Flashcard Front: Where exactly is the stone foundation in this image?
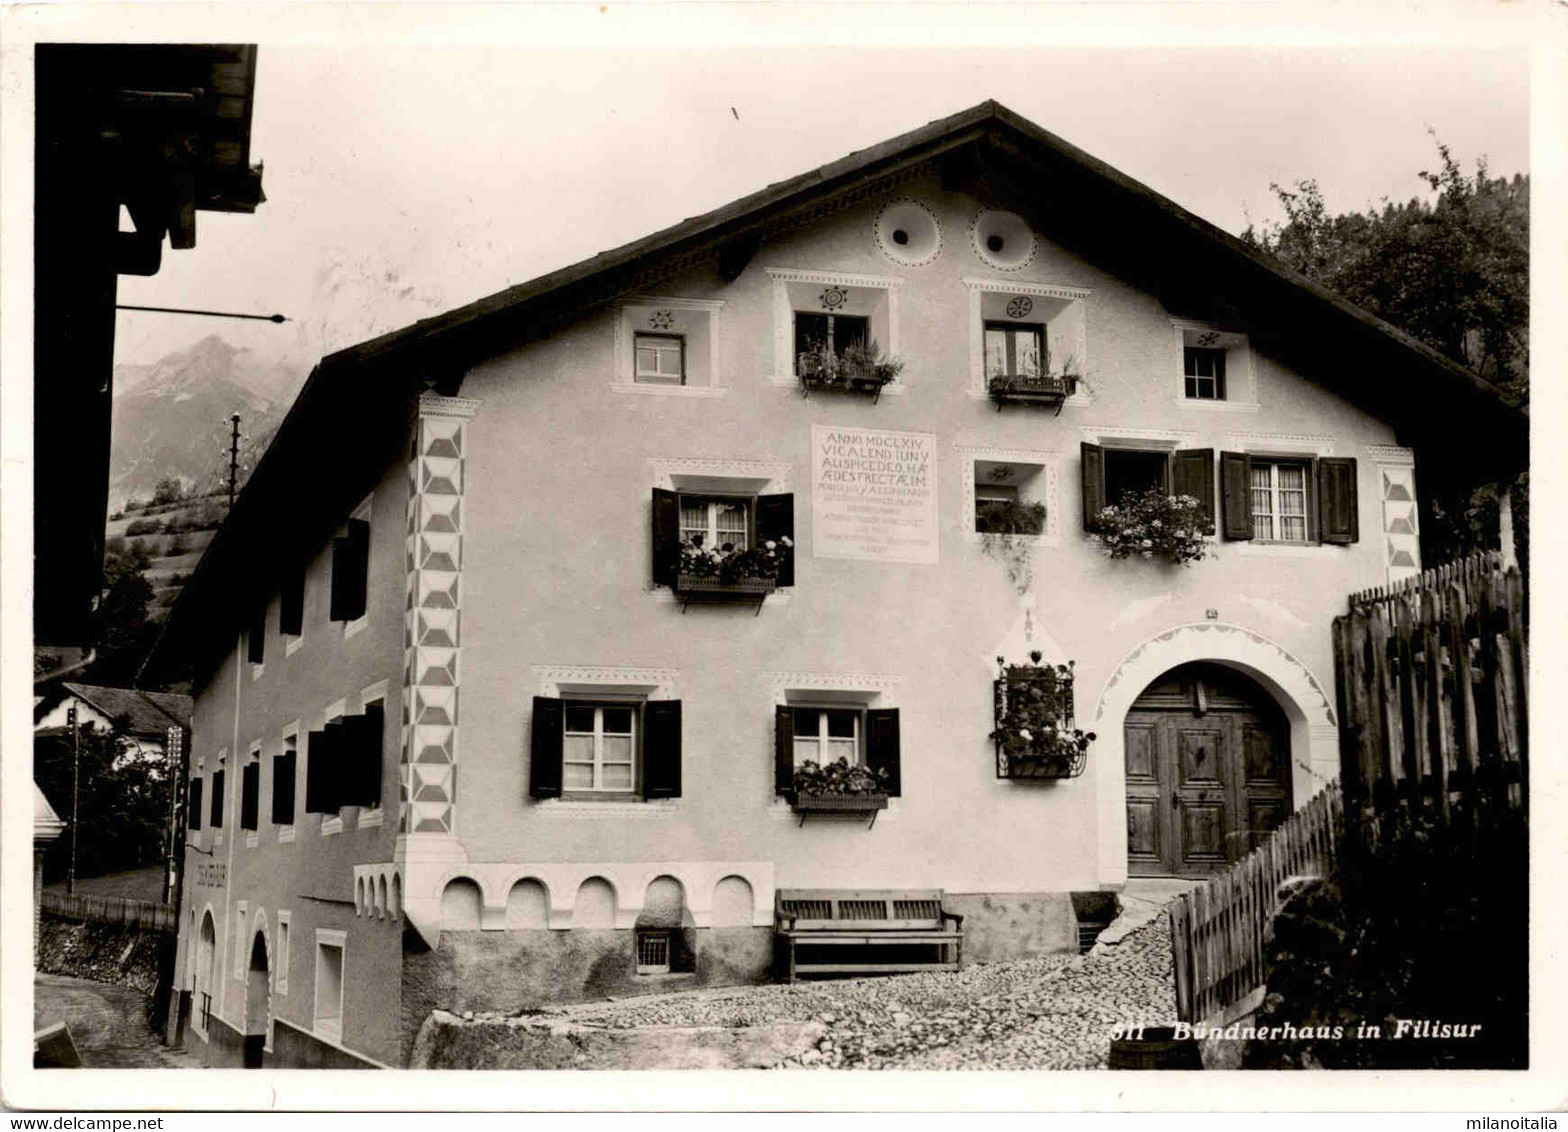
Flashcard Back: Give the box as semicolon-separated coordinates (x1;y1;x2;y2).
943;891;1078;963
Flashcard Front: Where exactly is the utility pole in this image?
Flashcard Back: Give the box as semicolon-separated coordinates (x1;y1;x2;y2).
227;413;242;508
165;725;182;904
67;704;79;897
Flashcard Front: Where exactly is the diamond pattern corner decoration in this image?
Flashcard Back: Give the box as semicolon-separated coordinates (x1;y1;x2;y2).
414;724;453;763
418;572;460;610
417;608;458;648
419;533;460;572
1388;515;1416;536
423;455;462;490
417;652;458;687
413;762;451;790
413;814;449;834
424;436;460;459
1389;548;1417;567
1385;482;1413;502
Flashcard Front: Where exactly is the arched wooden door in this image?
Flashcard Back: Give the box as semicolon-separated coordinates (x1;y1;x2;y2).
1125;663;1291;877
243;931;269;1068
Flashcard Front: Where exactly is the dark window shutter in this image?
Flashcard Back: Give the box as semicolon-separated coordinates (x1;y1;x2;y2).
529;697;564;799
642;700;682;799
329;519;369;621
359;703;385;809
1170;448;1216;535
304;730;327;812
1317;457;1359;544
774;705;795;797
279;565;305;636
323;720;348;812
865;708;901;797
755;492;795;587
210;769;224;828
1220;451;1254;540
248;604;266;664
651;488;680;588
1080;442;1105;530
271;752;295;825
189;778;203;831
240;763;259;830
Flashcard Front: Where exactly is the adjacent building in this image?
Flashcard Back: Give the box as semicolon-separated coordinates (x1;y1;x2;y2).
145;102;1526;1068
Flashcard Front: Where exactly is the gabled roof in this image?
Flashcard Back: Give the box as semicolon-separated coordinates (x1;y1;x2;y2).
144;100;1527;683
36;683;192;737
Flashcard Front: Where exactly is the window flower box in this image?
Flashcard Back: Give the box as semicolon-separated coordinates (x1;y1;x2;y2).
797;340;903;402
676;573;776;604
790;758;890;826
991;654;1095;780
672;534;791;611
988;372;1078;412
1091;487;1209;566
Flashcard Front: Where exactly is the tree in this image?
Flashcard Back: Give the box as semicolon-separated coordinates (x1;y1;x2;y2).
152;475;187;507
34;718;172;884
1242;140;1528;568
86;567;160;685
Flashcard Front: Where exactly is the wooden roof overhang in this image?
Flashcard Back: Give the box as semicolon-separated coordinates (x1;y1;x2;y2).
142;100;1527;684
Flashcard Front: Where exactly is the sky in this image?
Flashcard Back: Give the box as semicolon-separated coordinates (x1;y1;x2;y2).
102;10;1535;377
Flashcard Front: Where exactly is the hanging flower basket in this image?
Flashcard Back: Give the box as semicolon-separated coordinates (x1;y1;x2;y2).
991;654;1095;780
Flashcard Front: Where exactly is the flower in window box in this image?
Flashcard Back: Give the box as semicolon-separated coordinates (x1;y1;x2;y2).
1090;488;1209;565
673;533;791;587
790;758;890;811
798;339;904;390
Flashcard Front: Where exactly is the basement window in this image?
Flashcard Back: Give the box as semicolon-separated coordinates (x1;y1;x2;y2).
635;930;671;975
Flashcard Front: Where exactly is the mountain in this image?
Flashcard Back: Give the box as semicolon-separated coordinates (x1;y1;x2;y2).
109;336;307;509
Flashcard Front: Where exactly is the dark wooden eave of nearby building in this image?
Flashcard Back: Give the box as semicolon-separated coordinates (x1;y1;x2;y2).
142;99;1527;684
35;44;265;648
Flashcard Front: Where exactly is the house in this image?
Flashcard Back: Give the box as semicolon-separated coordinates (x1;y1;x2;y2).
33;683;192;764
143;101;1526;1069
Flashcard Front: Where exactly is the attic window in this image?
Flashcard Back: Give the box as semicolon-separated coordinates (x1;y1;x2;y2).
1172;321;1257;408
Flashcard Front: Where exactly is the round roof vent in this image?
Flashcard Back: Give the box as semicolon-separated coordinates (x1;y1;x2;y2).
970;209;1036;272
874;198;942;267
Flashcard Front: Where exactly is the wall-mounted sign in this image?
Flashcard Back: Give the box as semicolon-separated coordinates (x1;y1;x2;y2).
811;425;938;564
196;862;227;889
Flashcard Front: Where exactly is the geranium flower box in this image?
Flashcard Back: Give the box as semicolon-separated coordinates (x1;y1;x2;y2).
791;791;890;814
675;573;776;605
988;373;1078;410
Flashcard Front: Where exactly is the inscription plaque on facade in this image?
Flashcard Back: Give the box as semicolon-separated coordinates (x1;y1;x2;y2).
196;862;227;889
811;425;938;564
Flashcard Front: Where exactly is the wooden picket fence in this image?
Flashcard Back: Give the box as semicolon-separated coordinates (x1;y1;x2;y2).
40;890;177;933
1168;786;1342;1023
1335;551;1528;841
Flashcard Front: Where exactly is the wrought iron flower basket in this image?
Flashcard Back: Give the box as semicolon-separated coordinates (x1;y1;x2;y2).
992;659;1093;780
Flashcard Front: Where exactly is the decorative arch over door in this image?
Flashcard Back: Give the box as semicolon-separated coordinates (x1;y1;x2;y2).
1088;621;1339;888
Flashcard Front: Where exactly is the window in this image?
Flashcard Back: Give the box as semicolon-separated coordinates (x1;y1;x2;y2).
272;733;297;828
1184;347;1226;400
974;460;1047;536
276;912;290;994
351;698;385;816
791;707;861;767
240;748;261;834
1081;443;1216;535
530;696;682;802
314;931;345;1043
794;311;869;373
679;496;749;551
563;703;636;792
774;704;901;797
1218;451;1359;545
188;776;203;832
305;703;382;818
984;321;1045;379
965;280;1089;397
636;929;671;975
650;488;795;588
634;333;684;385
1250;460;1309;542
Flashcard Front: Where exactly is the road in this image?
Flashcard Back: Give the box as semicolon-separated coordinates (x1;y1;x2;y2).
33;973;193;1068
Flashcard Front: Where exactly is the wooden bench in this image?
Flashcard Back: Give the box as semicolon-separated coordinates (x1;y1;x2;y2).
774;888;964;983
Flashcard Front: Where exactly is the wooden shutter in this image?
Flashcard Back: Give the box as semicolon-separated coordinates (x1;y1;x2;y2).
865;708;902;797
755;492;795;587
1220;451;1254;540
323;720;348;812
529;697;564;799
279;565;304;637
642;700;683;799
271;752;295;825
1170;448;1216;535
329;519;369;621
1317;457;1359;544
210;769;224;828
360;703;385;808
188;778;203;831
774;705;795;796
240;762;259;830
304;730;328;812
1080;442;1105;530
247;605;265;664
651;488;680;588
